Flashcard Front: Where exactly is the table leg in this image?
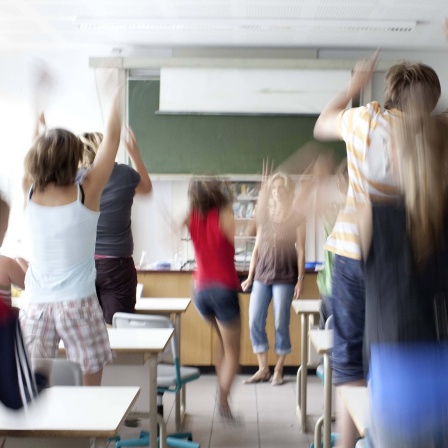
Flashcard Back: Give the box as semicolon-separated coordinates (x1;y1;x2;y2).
323;352;332;448
299;313;309;432
157;413;167;448
148;354;159;448
91;438;107;448
314;415;324;448
174;314;183;431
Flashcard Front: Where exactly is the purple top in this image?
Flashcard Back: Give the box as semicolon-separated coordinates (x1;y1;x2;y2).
77;163;140;257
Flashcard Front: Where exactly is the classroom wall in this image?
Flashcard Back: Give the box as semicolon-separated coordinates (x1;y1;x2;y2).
131;47;448;266
1;47;448;264
320;48;448;110
0;49;103;256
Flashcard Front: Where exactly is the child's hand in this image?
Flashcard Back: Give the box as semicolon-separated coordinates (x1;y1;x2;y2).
123;127;140;158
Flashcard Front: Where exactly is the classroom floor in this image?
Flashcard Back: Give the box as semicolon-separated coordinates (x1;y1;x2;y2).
117;373;326;448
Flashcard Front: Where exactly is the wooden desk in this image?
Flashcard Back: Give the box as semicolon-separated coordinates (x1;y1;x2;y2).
310;329;334;448
134;297;191;430
0;386;139;448
339;386;369;438
137;270;320;366
291;299;321;433
61;328;173;448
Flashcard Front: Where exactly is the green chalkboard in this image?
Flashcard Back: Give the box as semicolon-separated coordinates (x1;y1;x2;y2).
129;80;346;174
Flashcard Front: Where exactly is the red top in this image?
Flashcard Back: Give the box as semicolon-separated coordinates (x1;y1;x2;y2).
189;207;240;290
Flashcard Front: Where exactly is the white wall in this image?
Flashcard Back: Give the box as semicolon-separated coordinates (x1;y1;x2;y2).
0;49;104;256
2;47;448;266
131;179;191;268
132;48;448;266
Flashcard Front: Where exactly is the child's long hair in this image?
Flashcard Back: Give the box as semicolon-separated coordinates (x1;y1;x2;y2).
24;129;84;192
384;61;441;112
267;172;295;212
78;132;103;168
188;176;233;217
393;89;448;264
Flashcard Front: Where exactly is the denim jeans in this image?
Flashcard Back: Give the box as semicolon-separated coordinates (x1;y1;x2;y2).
366;343;448;448
248;281;295;355
331;254;365;385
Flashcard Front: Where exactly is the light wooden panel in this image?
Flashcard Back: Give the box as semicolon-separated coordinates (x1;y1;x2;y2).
137;271;212;365
237;293;302;366
218;273;319;366
138;270;319;367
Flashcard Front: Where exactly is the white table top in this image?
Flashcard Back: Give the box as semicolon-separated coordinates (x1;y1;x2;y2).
338;386;369;437
60;328;174;354
13;297;191;315
0;386;140;438
309;329;333;354
107;328;174;353
291;299;321;314
135;298;191;314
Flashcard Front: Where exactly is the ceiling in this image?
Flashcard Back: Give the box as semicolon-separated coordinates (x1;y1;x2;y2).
0;0;447;52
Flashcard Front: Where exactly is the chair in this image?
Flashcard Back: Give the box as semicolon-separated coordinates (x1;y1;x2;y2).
316;315;334;383
136;283;144;301
112;313;201;448
33;358;83;386
50;359;83;386
311;316;336;448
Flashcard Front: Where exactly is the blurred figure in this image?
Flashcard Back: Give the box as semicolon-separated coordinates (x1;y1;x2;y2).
0;195;46;409
317;159;348;328
242;172;305;385
297;155;348;328
185;176;241;422
0;197;26;307
20;71;122;386
314;50;441;447
77;128;152;325
364;97;448;447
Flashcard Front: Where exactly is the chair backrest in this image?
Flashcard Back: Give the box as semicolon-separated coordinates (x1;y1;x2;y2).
33;358;83;386
325;315;334;330
112;313;176;363
50;359;83;386
136;283;144;300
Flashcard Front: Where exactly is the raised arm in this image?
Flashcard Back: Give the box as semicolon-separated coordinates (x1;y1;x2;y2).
82;76;122;210
123;127;152;195
33;113;46;141
314;49;379;141
24;66;52;201
255;159;272;227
